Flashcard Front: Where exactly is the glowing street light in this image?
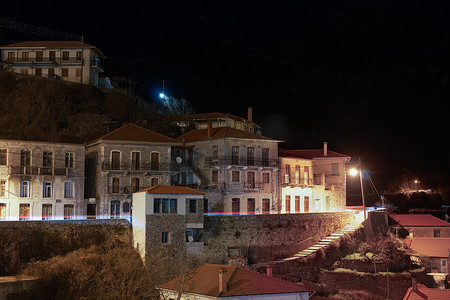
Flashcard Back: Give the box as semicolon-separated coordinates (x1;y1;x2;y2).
349;157;366;220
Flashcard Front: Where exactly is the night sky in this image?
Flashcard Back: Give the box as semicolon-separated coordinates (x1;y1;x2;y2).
2;1;450;193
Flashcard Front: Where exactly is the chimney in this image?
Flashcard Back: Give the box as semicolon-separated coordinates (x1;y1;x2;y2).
323;142;328;156
266;264;273;277
219;268;227;293
248;107;253;123
411;275;417;292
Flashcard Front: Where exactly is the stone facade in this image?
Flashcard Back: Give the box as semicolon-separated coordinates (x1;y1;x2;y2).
0;140;85;220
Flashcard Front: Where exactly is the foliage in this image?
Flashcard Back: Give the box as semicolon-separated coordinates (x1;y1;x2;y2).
23;243;156;300
0;231;21;275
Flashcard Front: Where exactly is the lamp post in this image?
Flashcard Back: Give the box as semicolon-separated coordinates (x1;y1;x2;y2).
349;157;366;220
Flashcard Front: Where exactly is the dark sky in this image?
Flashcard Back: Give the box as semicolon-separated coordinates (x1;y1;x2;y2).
2;1;450;192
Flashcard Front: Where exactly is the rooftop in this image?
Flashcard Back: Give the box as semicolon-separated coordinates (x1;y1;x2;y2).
136;185;204;195
403;283;450;299
178;127;277;143
408;237;450;258
88;123;180;145
170;112;260;127
0;41;105;57
390;214;450;227
158;263;312;297
279;148;351;160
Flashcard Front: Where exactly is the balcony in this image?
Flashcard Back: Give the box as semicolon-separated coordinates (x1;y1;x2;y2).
281;177;317;187
101;162;170;173
206;181;267;192
3;57;84;66
108;185;152;195
9;166;79;176
205;156;278;168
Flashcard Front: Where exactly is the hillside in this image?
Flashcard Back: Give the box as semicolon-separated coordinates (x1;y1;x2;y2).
0;71;173;143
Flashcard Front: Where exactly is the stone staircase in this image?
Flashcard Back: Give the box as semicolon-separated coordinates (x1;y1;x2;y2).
252;214;364;268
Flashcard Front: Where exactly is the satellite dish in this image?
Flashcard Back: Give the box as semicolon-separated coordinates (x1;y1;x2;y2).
188;236;194;242
176;156;183;164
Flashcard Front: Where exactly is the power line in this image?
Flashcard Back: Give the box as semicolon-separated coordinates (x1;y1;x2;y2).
0;17;80;41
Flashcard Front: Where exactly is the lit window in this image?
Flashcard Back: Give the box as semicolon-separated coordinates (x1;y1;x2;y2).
20;181;30;198
64;204;74;220
42;204;52;220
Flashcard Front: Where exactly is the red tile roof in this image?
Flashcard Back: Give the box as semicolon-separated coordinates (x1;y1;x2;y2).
138;185;204;195
390;214;450;227
88;123;181;145
158;263;312;297
403;283;450;299
178;127;277;142
279;148;350;160
408;237;450;258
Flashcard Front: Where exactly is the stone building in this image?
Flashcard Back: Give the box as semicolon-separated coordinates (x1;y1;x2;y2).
0;41;105;86
279;143;351;213
173;112;281;214
0;139;85;220
132;185;205;262
85;123;181;219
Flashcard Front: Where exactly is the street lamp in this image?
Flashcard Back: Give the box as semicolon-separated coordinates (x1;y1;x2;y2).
349;157;366;220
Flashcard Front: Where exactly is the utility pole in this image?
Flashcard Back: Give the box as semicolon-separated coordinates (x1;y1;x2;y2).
359;157;366;220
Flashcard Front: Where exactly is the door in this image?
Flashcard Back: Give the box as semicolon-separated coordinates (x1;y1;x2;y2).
262;199;270;214
304;196;309;213
42;204;52;220
19;203;30;220
247;198;255;214
111;201;120;218
49;51;56;61
87;204;96;219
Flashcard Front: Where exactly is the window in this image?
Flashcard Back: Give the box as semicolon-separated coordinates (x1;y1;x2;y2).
36;51;43;61
211;170;218;183
42;151;53;175
64;182;74;198
65;152;74;168
43;181;52;198
247;198;255;214
0;203;6;220
295;165;300;184
111;151;120;170
151;152;160;170
232;171;240;182
284;164;291;184
132;177;140;193
304;196;310;213
151;177;159;187
262;199;270;214
304;166;309;185
22;52;29;61
76;68;82;77
262;148;269;166
263;173;270;184
232;146;239;165
64;204;74;220
49;51;56;61
20;181;30;197
35;68;42;76
7;52;14;60
189;199;197;213
247;171;255;189
232;198;240;214
154;198;177;214
61;68;69;77
332;163;339;176
285;195;291;213
434;229;441;237
112;177;120;193
111;201;120;218
161;232;170;244
0;180;5;197
211;145;218;161
62;51;69;60
123;202;130;213
295;196;300;213
0;149;7;165
48;68;55;78
21;69;29;74
132;152;140;170
20;150;31;167
247;147;254;166
19;204;30;220
42;204;52;220
76;51;82;60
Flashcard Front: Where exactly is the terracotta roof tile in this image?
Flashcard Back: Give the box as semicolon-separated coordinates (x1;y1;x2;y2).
390;214;450;227
138;185;204;195
0;40;96;49
88;123;181;145
403;284;450;299
178;127;276;142
159;263;312;297
279;148;350;159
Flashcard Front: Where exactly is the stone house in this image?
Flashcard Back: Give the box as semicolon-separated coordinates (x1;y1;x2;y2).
0;41;105;86
158;263;314;300
278;145;350;213
0;139;85;220
278;143;351;213
408;237;450;273
132;185;205;262
85;123;181;219
390;214;450;238
173;112;281;214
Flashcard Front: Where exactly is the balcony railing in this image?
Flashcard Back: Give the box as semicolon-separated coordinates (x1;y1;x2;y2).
101;162;170;172
9;166;80;176
205;156;278;168
281;177;317;186
206;181;267;192
108;185;151;194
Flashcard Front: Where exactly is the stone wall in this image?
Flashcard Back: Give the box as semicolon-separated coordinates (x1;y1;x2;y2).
202;211;354;264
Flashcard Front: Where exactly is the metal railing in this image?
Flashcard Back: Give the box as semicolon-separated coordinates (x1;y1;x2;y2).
205;156;279;168
101;162;170;172
9;166;80;176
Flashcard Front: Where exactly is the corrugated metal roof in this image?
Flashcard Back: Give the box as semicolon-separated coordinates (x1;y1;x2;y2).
159;263;311;297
